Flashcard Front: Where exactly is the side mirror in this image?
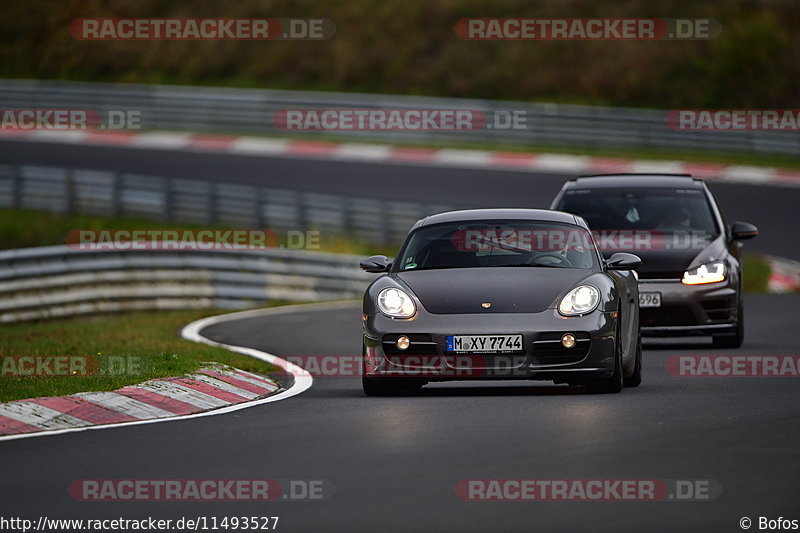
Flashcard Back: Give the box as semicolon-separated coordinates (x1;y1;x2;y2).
731;221;758;241
360;255;392;273
606;252;642;271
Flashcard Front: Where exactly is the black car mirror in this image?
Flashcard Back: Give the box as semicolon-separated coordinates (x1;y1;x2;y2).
360;255;392;272
606;252;642;271
731;221;759;241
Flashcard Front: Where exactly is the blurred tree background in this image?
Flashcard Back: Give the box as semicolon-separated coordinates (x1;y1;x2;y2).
2;0;797;108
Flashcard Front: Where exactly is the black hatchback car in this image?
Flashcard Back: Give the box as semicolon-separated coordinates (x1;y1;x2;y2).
551;174;758;348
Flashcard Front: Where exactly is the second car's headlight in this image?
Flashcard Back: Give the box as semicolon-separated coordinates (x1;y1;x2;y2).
377;287;416;318
559;285;600;316
682;261;726;285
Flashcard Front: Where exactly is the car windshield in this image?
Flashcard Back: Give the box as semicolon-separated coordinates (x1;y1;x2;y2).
395;220;600;271
556;187;719;237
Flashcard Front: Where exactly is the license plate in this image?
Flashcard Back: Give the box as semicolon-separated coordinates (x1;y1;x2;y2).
446;334;523;354
639;292;662;308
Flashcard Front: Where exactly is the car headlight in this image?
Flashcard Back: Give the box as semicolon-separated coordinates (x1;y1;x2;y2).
559;285;600;316
682;261;726;285
377;287;416;318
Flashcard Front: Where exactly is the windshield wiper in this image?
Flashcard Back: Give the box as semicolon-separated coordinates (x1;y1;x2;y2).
411;265;468;271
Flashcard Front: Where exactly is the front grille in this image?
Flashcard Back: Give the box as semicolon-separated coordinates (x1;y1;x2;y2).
640;305;697;327
531;332;591;365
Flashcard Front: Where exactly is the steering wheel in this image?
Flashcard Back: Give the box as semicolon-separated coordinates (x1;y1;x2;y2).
528;252;573;267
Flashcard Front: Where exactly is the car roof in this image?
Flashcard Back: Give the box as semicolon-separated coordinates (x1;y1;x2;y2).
414;208;582;229
565;173;703;189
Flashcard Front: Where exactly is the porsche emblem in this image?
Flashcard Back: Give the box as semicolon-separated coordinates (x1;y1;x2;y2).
481;302;492;309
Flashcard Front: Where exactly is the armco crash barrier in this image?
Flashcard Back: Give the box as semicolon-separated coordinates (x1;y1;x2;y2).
1;78;799;156
0;164;450;248
0;245;373;323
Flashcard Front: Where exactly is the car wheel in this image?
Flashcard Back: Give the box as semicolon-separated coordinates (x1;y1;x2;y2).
712;301;744;349
623;333;642;388
585;320;624;394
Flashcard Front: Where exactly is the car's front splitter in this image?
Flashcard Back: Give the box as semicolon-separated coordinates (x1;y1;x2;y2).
363;308;617;383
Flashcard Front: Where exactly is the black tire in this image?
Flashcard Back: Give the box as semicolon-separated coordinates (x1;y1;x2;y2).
712;301;744;349
585;320;624;394
623;333;642;388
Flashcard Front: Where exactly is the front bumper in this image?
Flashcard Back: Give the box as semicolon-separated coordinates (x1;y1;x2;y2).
363;308;617;383
637;278;738;336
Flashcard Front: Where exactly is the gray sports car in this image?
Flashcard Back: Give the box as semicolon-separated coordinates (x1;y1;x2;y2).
360;208;642;395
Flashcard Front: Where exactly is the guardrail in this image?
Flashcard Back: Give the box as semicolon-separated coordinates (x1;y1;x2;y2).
1;79;798;156
0;245;374;323
0;164;451;247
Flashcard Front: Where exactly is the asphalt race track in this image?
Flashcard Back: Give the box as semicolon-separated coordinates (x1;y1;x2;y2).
0;139;797;260
1;139;800;532
1;296;799;532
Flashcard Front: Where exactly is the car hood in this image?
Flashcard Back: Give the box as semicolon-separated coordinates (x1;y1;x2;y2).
395;267;592;314
602;234;728;279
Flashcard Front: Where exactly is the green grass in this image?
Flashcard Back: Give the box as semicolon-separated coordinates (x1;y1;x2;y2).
0;309;281;403
0;209;201;250
743;253;772;294
0;208;394;256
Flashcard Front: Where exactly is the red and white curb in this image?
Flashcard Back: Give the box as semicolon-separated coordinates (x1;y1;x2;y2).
0;303;327;442
0;365;279;437
2;129;799;187
766;255;800;293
